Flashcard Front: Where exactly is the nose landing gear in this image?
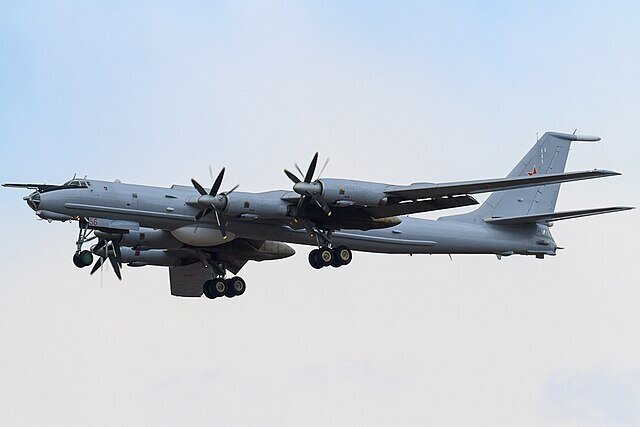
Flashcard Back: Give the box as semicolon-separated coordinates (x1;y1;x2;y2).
72;219;96;268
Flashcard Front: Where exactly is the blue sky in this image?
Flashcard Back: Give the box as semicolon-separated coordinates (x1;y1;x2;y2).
1;2;639;426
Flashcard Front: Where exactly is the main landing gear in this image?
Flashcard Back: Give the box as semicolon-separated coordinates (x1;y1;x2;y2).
306;228;352;269
202;276;246;299
201;260;246;300
308;245;352;269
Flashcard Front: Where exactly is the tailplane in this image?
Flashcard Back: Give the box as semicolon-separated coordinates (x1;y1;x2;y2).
444;131;603;222
483;206;633;225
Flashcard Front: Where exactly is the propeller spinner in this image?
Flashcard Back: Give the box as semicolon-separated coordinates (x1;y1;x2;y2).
284;153;332;217
191;167;239;239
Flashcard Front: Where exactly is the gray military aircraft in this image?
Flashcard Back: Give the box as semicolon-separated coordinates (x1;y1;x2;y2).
4;131;632;300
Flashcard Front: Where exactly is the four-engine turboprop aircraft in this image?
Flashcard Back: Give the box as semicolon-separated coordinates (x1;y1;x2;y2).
4;132;633;300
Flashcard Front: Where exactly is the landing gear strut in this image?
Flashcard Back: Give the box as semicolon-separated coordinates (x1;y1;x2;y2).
307;228;352;269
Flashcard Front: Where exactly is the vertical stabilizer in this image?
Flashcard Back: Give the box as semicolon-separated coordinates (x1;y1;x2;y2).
444;131;600;222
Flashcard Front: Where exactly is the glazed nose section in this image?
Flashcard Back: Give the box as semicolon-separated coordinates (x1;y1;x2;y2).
24;191;41;211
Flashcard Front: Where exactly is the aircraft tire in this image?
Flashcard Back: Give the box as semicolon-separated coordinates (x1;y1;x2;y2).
212;278;227;298
318;247;333;267
72;253;84;268
223;280;236;298
228;276;246;296
334;246;352;266
203;280;216;299
309;249;323;269
79;250;93;266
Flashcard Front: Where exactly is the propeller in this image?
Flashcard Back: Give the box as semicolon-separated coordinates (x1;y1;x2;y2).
90;241;122;281
284;153;332;217
92;236;122;266
190;167;239;239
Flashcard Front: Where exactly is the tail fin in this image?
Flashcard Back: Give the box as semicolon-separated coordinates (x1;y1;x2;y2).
445;131;600;221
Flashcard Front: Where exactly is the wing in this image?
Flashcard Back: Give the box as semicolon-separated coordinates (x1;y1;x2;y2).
384;169;619;200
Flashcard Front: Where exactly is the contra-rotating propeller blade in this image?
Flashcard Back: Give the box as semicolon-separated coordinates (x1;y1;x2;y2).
90;257;103;275
190;167;238;239
108;254;122;280
284;152;331;218
304;152;318;183
284;169;301;184
90;242;122;280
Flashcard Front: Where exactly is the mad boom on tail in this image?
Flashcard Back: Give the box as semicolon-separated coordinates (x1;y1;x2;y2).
4;132;632;300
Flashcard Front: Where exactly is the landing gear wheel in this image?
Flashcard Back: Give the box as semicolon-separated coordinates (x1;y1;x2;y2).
223;279;236;298
73;250;93;268
79;250;93;267
203;280;216;299
227;276;246;296
73;253;84;268
309;249;323;269
331;256;342;268
318;247;333;267
335;246;352;266
212;278;226;298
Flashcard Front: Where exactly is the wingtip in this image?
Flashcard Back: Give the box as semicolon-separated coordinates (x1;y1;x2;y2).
548;131;601;142
593;169;621;176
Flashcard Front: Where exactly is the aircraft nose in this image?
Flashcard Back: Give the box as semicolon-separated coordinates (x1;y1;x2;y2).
24;191;41;211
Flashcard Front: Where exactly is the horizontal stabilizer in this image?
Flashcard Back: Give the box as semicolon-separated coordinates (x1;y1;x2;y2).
385;169;619;200
484;206;634;225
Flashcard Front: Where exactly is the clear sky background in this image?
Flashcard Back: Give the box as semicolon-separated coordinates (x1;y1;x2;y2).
1;1;639;426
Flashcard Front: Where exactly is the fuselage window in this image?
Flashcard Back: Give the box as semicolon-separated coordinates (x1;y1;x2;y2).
132;193;138;198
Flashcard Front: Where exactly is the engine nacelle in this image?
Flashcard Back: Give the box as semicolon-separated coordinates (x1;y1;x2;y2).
318;179;389;207
224;192;289;219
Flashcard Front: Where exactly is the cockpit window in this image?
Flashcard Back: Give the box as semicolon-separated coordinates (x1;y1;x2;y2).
64;179;89;188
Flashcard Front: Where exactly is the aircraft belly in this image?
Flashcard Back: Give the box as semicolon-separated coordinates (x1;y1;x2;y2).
225;218;529;255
